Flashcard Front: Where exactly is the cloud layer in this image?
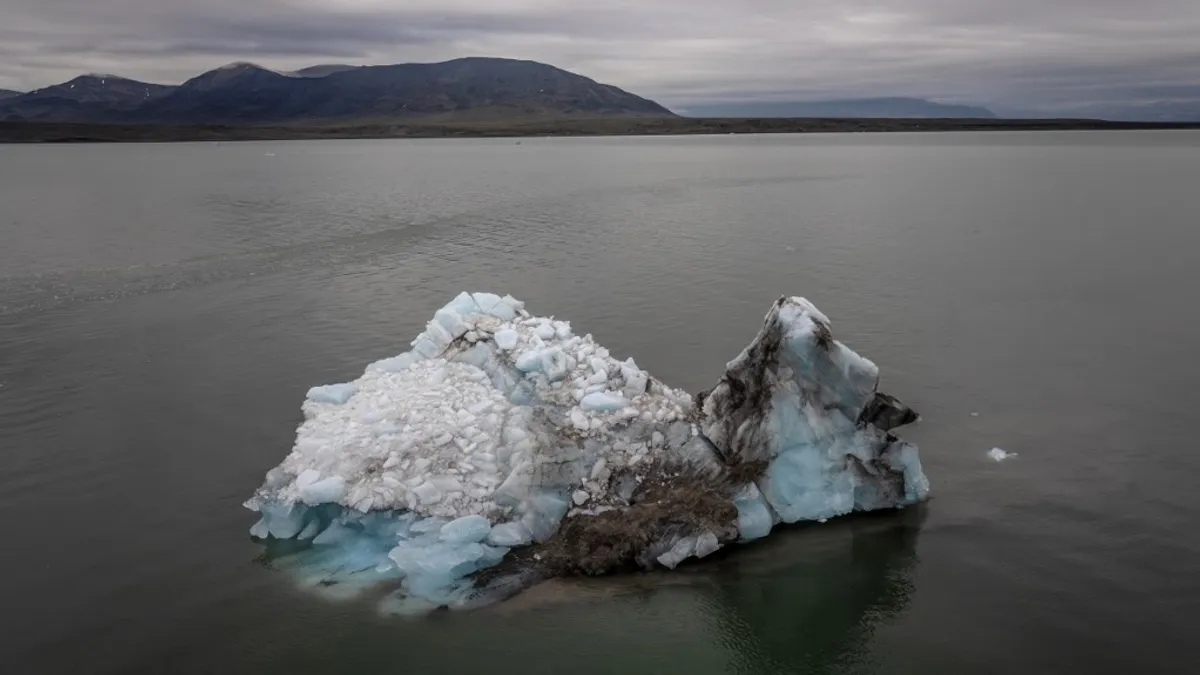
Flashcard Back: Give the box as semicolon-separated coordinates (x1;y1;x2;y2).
4;0;1199;110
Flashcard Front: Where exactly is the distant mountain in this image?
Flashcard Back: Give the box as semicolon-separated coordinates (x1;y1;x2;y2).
14;74;172;106
0;58;673;125
681;97;996;119
0;89;21;100
990;99;1200;122
168;63;275;94
1060;101;1200;123
0;74;174;122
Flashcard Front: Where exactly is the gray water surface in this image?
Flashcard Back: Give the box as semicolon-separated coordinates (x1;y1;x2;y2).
2;132;1198;674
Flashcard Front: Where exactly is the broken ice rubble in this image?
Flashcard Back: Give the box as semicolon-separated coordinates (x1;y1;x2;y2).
245;292;930;614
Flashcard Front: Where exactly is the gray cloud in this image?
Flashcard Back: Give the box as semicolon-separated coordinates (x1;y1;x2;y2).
2;0;1198;111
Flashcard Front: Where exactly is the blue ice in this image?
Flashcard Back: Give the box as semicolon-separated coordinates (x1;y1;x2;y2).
248;293;930;614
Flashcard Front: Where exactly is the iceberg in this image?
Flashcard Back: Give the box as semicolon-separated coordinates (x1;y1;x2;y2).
245;293;929;614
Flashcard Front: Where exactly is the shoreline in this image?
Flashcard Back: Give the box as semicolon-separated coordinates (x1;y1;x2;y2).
3;116;1199;144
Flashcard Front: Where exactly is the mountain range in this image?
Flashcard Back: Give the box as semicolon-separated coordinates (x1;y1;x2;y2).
1020;100;1200;123
8;57;1192;125
0;58;674;125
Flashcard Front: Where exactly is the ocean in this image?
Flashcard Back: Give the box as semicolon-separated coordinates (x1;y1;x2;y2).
2;131;1198;674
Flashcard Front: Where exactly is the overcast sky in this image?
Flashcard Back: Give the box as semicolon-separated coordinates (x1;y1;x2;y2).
3;0;1199;110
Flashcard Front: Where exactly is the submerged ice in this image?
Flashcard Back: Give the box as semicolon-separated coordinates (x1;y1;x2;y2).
245;292;930;613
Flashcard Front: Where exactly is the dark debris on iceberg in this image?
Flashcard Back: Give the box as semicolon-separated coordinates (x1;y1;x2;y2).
245;293;930;615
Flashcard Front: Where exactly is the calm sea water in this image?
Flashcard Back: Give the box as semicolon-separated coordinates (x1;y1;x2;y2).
2;132;1199;674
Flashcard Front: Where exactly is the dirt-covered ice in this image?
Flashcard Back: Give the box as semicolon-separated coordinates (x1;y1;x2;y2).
245;293;929;614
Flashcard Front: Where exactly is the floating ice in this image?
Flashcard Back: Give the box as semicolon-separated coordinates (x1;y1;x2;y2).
246;293;929;614
306;383;357;405
987;447;1015;462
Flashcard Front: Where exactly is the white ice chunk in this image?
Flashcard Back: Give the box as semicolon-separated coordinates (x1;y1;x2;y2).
299;476;346;504
540;348;569;382
494;329;520;351
306;383;358;405
411;333;446;359
433;307;468;336
580;392;629;412
987;447;1016;462
515;350;542;372
412;481;443;505
470;293;508;318
430;475;464;493
295;469;320;490
620;359;648;398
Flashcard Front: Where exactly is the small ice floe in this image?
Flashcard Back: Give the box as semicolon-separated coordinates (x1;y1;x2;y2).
970;412;979;417
987;447;1016;462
